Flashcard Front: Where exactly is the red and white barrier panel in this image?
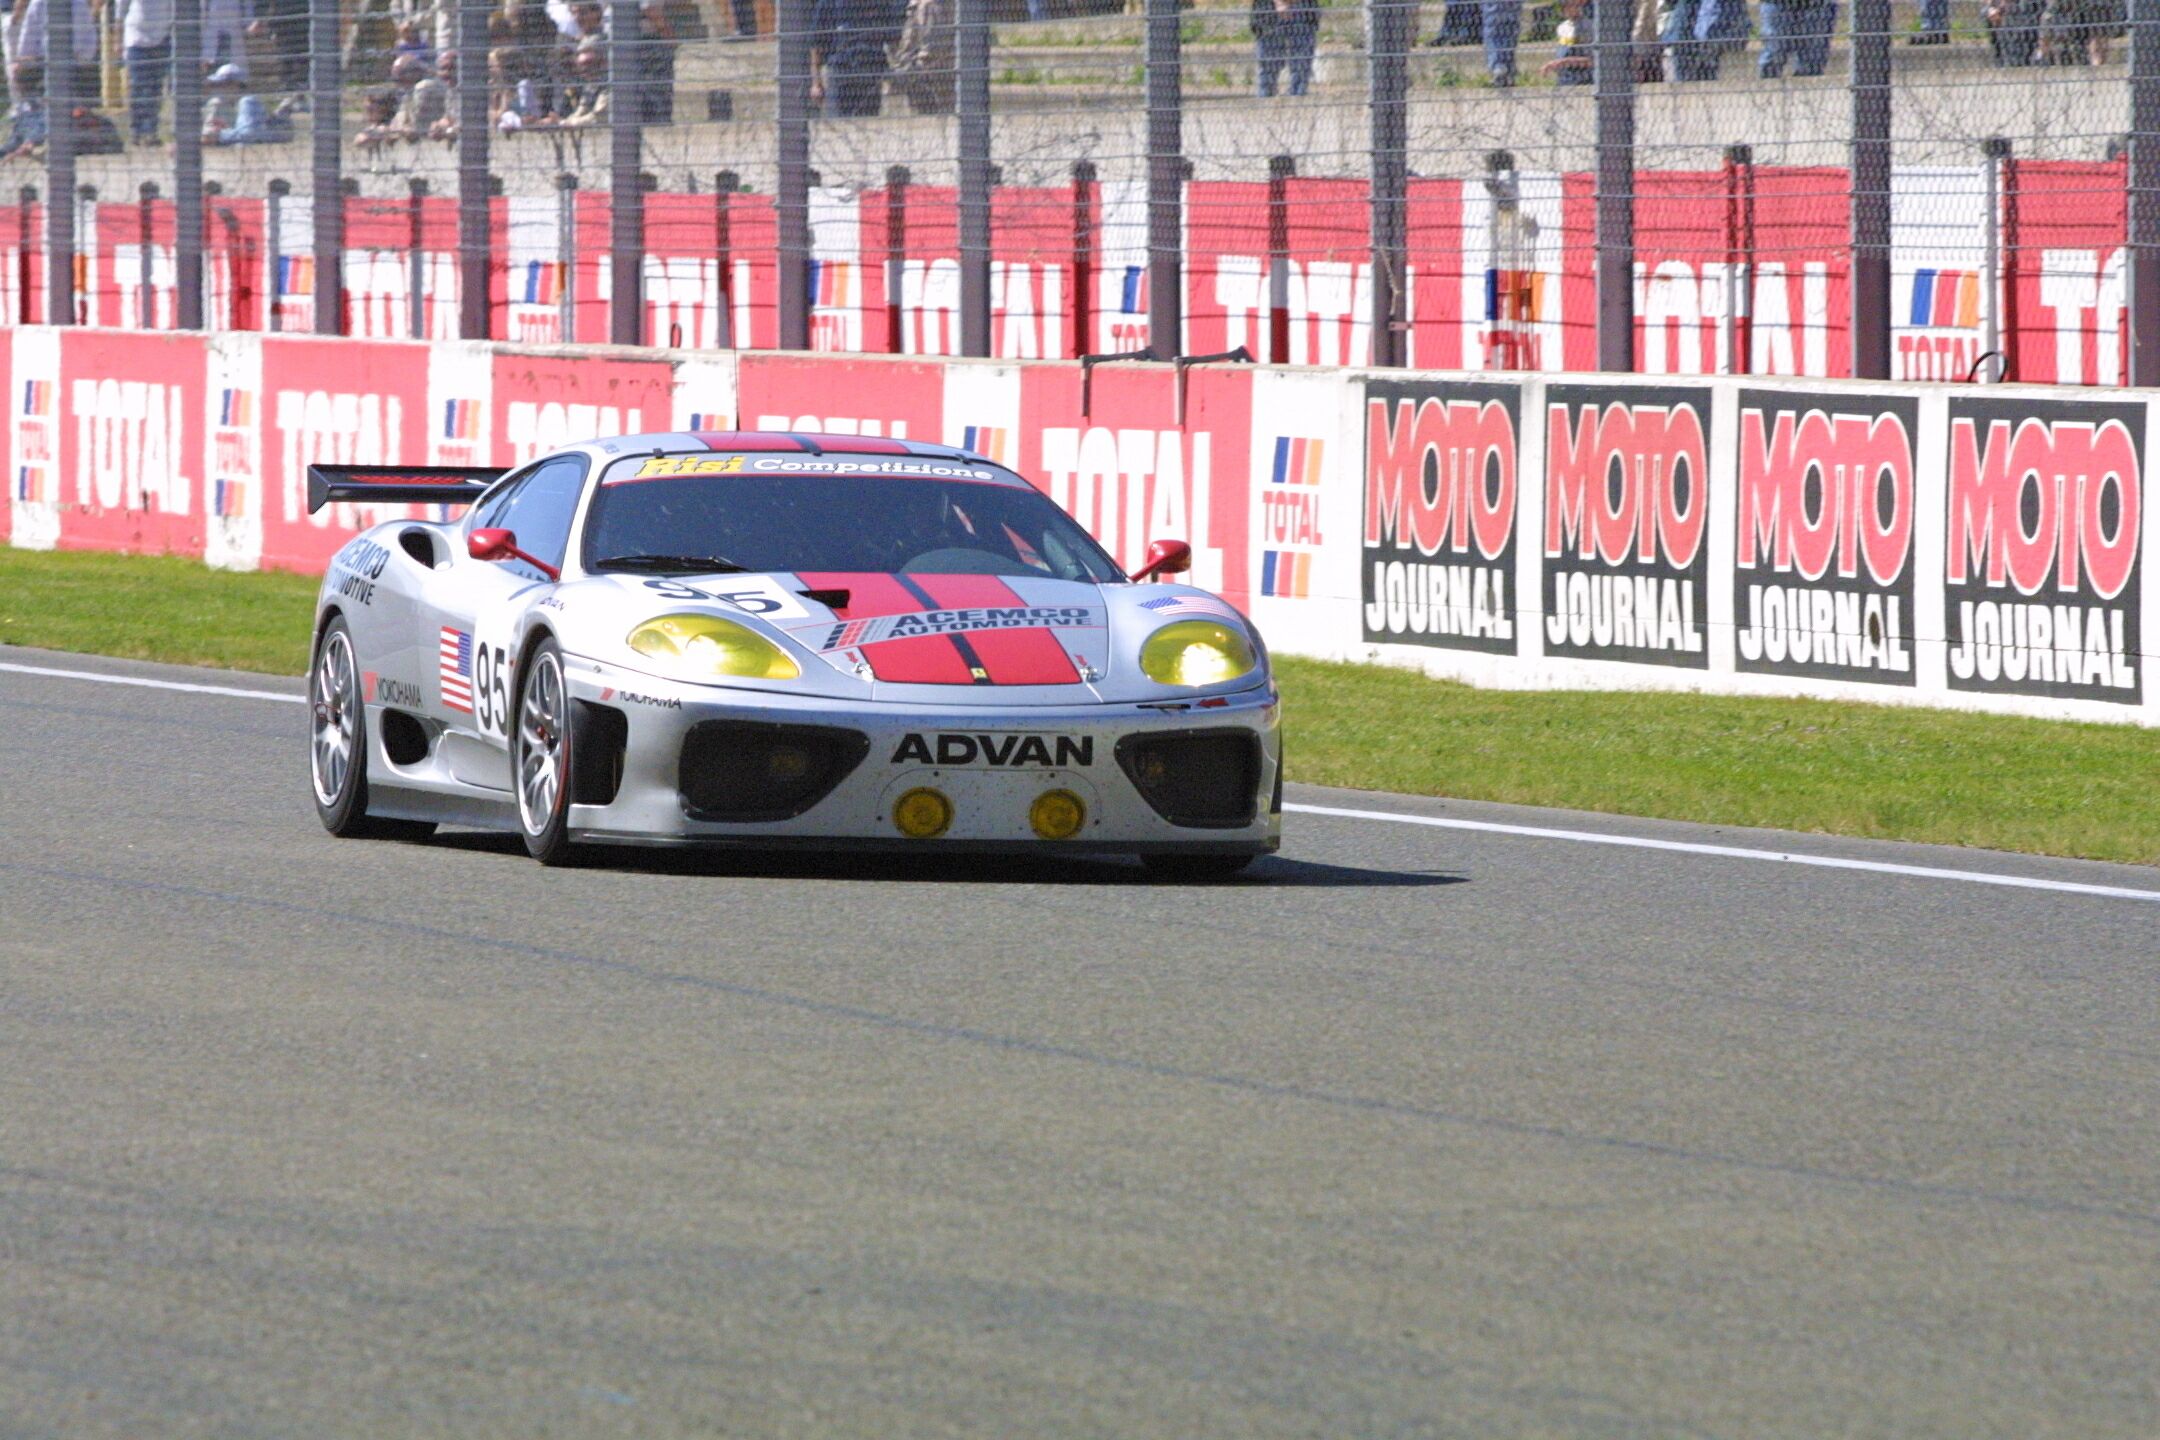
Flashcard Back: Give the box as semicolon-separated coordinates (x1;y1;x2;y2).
5;329;2153;727
5;160;2132;386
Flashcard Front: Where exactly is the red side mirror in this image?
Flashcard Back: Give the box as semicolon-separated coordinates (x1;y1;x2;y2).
1131;538;1193;583
468;526;560;580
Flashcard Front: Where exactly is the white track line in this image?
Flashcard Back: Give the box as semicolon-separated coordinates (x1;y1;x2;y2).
0;660;305;705
1285;803;2160;904
7;656;2153;904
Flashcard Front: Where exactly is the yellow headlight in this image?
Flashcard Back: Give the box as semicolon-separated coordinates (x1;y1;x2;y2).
1138;620;1257;688
626;613;800;680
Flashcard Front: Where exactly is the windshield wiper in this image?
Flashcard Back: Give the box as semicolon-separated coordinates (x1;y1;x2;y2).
592;553;752;574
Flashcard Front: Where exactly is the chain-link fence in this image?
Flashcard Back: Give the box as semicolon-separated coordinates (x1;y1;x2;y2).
4;0;2157;383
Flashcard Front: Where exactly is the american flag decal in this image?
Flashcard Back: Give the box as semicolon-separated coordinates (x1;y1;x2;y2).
1139;592;1240;622
439;627;475;712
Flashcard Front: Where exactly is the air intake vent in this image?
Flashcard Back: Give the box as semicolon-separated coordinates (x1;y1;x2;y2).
1115;730;1263;829
678;720;870;822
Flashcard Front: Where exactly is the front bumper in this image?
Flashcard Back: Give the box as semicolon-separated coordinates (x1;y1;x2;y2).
558;656;1283;853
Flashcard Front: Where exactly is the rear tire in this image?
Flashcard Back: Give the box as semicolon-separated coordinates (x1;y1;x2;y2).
514;638;582;866
1140;852;1258;882
309;616;436;841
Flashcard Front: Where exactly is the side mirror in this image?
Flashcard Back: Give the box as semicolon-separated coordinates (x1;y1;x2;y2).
468;526;560;580
1131;538;1192;583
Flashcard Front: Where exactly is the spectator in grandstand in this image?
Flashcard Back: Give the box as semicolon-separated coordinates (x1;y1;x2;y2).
392;16;435;68
10;0;97;110
1539;0;1593;83
530;34;607;125
118;0;172;144
1758;0;1834;76
1251;0;1318;97
354;85;401;147
391;49;450;130
890;0;954;113
810;0;905;117
2041;0;2121;62
0;60;45;159
1908;0;1949;41
1659;0;1743;78
631;0;677;123
244;0;309;93
1481;0;1520;84
200;0;245;76
1986;0;2044;60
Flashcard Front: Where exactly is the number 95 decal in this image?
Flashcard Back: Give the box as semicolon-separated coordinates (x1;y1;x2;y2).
472;640;513;736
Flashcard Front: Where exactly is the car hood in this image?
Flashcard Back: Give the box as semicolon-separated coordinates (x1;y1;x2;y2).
571;569;1259;705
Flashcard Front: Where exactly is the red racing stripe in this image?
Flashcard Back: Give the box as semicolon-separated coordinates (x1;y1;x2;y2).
910;575;1081;686
795;571;980;683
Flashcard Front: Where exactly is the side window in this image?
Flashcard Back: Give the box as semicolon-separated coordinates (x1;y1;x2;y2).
468;469;531;534
492;456;590;575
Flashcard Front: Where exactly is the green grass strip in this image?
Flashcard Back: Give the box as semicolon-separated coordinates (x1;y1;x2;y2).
0;547;319;676
2;547;2152;865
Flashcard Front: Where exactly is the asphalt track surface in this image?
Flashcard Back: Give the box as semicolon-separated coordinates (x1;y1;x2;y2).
2;642;2157;1439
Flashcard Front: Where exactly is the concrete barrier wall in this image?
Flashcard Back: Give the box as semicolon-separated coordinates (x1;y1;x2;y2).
7;328;2152;726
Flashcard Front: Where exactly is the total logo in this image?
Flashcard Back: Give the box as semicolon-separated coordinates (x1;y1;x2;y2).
1036;426;1223;592
70;377;193;514
504;402;647;466
274;389;405;525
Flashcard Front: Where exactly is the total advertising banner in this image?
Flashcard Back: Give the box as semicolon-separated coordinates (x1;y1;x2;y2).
4;327;2157;727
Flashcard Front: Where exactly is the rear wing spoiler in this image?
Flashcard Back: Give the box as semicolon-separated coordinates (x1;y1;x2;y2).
306;464;505;514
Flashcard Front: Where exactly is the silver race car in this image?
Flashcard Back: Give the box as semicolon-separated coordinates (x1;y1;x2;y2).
305;432;1281;876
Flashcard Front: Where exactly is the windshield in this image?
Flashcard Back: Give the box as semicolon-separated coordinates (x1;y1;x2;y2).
582;459;1127;583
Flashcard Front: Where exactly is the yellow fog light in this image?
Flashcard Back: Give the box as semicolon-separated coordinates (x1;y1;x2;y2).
1029;788;1086;841
893;787;953;839
626;613;800;680
1138;620;1257;688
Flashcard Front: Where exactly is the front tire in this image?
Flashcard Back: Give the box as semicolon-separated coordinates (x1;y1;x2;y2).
310;616;435;841
1140;852;1258;882
514;637;581;866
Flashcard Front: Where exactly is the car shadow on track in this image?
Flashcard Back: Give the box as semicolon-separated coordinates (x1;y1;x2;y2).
413;831;1465;889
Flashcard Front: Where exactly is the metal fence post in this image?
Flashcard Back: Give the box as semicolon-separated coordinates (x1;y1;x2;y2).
1144;0;1182;360
1070;160;1095;358
885;166;909;353
42;0;75;325
173;0;204;328
311;0;344;334
1268;155;1293;364
609;0;645;346
138;183;158;328
1850;0;1893;379
714;169;738;349
1368;0;1410;368
1982;136;2007;376
267;179;288;331
408;178;429;339
957;0;992;357
457;0;492;339
2131;0;2160;384
17;186;36;323
776;0;813;351
558;172;579;344
1594;0;1635;371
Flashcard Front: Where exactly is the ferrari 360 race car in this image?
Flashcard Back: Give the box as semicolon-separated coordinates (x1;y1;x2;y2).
306;431;1281;876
